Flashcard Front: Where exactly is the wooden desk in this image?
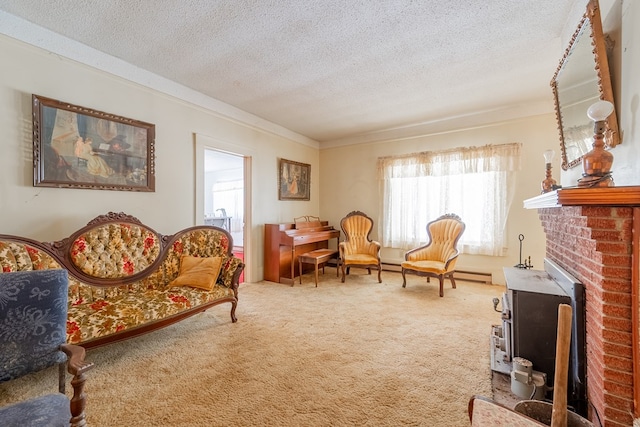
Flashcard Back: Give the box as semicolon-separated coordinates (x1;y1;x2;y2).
298;249;339;287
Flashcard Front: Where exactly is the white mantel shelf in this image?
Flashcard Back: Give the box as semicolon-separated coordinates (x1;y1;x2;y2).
523;186;640;209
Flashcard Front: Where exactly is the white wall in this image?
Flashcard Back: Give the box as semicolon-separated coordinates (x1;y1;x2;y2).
614;0;640;186
0;34;319;282
319;115;560;285
561;0;640;186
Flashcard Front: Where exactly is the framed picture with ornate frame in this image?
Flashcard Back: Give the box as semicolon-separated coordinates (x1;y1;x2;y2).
32;94;155;192
278;158;310;201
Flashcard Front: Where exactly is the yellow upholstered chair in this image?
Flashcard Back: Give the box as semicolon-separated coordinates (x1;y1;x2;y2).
401;213;465;297
339;211;382;283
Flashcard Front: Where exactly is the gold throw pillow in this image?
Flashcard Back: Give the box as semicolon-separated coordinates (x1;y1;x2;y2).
169;256;222;291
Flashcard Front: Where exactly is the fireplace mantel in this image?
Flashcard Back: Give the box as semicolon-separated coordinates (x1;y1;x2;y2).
524;185;640;209
524;184;640;424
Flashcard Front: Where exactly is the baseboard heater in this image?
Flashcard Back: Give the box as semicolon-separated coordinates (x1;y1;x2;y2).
454;270;493;284
380;262;403;272
380;263;493;284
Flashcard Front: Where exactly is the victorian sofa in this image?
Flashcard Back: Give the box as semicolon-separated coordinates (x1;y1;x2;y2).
0;212;244;349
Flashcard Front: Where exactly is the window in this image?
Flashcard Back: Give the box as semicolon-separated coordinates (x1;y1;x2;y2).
377;143;521;256
212;179;244;233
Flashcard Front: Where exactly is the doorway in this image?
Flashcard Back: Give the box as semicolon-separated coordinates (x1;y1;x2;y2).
203;149;245;282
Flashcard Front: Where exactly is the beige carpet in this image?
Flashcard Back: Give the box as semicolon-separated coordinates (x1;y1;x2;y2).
0;270;505;427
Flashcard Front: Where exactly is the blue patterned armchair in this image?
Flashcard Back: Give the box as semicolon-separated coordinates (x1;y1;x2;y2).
0;269;94;427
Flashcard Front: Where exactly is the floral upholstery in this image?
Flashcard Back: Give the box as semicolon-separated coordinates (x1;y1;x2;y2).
0;240;60;272
0;269;69;380
0;214;243;347
0;269;94;427
69;223;160;278
67;283;234;345
162;228;242;289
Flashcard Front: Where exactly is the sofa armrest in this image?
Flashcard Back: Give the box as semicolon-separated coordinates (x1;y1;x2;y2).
217;255;244;289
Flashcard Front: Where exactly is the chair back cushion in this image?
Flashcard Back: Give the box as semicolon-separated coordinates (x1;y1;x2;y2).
340;212;374;254
0;269;69;382
69;222;161;278
427;216;465;262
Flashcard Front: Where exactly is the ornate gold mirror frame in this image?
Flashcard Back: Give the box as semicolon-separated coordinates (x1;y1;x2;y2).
551;0;619;170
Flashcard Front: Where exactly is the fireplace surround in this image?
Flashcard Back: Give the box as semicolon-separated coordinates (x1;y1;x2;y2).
524;186;640;427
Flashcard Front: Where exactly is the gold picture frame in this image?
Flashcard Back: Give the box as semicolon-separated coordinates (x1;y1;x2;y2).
33;94;155;191
278;158;310;201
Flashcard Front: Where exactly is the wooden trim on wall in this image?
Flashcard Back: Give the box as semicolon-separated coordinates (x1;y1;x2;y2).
633;207;640;417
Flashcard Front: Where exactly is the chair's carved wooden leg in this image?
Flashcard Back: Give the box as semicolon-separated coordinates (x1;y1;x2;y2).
450;273;457;289
402;269;407;288
377;266;381;283
60;344;93;427
341;263;346;283
69;372;88;427
230;299;238;323
439;276;444;297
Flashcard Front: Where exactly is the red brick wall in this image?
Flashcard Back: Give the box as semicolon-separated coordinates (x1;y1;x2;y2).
539;206;634;427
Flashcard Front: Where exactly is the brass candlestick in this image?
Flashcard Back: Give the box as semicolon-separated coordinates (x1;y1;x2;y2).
541;149;558;194
578;100;615;188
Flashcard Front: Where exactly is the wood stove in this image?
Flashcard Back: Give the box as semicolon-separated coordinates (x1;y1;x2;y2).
491;258;587;416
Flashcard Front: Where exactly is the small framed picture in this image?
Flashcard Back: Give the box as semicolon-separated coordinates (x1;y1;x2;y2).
278;158;310;201
32;94;155;192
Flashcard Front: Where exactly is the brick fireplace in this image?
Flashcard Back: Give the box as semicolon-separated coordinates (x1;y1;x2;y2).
525;187;640;427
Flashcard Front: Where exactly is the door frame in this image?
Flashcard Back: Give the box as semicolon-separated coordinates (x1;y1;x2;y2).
194;133;253;283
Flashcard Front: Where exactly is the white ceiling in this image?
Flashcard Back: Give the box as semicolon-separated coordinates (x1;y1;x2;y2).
0;0;586;146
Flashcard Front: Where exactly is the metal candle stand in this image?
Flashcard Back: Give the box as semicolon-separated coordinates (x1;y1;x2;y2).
514;234;533;269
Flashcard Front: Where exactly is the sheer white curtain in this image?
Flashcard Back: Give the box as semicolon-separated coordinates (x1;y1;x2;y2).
212;180;244;233
377;143;521;256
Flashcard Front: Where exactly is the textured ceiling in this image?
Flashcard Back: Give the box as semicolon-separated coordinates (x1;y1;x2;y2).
0;0;583;145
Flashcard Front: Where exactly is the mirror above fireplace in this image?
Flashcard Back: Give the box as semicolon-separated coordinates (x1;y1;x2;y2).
551;0;619;170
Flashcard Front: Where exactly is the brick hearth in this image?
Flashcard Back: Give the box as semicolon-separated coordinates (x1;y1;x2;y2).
525;187;640;427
